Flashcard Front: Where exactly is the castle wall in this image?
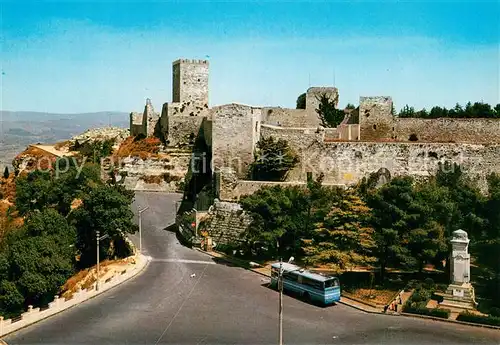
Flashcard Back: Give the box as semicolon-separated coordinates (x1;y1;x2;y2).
261;107;322;128
118;153;191;192
211;104;261;178
394;118;500;143
129;112;145;137
299;142;500;189
159;102;208;148
260;124;330;182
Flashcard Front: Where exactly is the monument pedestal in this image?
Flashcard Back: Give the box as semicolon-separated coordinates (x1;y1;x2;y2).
438;230;477;311
439;283;477;310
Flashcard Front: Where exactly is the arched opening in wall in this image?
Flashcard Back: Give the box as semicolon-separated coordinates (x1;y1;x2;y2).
372;124;377;130
409;134;419;141
307;172;313;182
364;109;370;118
189;132;195;144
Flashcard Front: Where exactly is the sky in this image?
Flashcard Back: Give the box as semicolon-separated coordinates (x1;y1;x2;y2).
0;1;499;113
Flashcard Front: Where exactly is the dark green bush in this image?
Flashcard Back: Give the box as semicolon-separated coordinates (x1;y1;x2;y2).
409;289;432;303
457;312;500;326
403;305;450;319
489;307;500;317
423;277;435;289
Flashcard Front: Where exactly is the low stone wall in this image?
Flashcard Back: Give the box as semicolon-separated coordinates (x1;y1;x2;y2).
201;200;252;245
216;167;345;201
0;254;150;337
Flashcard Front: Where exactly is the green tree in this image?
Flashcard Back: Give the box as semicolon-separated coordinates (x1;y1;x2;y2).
475;173;500;306
240;176;341;259
302;189;376;271
1;209;76;315
249;137;299;181
345;103;356;110
3;166;9;179
15;170;53;215
0;280;24;318
71;184;137;267
366;177;419;280
15;163;102;217
434;162;486;240
296;93;306;109
316;94;345;128
398;105;416;118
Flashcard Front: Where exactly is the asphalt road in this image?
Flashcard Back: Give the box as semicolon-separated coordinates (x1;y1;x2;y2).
3;192;500;345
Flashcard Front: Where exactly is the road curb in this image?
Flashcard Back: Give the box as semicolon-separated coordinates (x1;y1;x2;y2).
0;254;151;339
196;248;500;331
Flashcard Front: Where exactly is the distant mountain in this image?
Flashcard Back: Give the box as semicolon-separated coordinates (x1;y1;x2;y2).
0;111;129;170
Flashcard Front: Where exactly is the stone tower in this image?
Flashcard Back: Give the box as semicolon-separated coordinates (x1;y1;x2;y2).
358;96;394;141
172;59;209;107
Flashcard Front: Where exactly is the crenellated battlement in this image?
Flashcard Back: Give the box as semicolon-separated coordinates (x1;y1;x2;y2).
172;58;209;65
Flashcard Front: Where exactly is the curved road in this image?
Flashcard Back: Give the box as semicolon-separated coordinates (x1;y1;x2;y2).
4;192;500;345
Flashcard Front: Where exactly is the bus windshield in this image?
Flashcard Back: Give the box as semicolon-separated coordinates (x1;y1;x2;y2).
324;278;339;288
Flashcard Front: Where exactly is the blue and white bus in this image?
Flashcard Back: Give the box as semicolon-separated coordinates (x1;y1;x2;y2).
270;262;341;306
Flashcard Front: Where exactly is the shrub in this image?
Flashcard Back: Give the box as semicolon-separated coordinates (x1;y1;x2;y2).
403;305;450;319
490;307;500;317
409;289;432;303
457;312;500;326
423;278;435;289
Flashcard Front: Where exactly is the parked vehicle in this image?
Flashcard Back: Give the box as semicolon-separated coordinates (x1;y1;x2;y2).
270;262;341;305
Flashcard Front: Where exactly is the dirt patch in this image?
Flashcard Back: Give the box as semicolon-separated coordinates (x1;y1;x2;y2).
61;257;135;299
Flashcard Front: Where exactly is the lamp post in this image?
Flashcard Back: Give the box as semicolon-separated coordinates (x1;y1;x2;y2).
138;207;149;254
96;230;109;291
278;256;294;345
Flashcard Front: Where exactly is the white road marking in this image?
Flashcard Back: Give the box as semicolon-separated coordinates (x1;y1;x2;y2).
151;258;216;265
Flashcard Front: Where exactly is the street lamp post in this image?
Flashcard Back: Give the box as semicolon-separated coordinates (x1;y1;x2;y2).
96;230;109;291
278;256;294;345
279;258;283;345
138;207;149;254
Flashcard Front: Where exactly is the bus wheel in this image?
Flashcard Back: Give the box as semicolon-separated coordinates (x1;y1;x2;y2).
302;292;311;302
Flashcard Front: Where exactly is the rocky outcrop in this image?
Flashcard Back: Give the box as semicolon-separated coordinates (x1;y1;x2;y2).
71;127;129;148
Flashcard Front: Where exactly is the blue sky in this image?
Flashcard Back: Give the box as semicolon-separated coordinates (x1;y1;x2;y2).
1;1;499;113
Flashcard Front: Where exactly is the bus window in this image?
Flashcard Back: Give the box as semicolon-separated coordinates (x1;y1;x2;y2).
324;278;339;288
283;272;298;281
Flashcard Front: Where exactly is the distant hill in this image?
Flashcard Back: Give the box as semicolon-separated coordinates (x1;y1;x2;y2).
0;111;129;170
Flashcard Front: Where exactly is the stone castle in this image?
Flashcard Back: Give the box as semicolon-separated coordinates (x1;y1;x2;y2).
130;58;500;200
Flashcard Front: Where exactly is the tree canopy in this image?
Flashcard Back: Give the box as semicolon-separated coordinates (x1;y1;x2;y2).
296;93;306;109
397;102;500;119
316;94;345;128
0;209;76;317
249;137;299;181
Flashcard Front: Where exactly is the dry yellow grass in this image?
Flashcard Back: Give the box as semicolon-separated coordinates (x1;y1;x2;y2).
114;137;161;160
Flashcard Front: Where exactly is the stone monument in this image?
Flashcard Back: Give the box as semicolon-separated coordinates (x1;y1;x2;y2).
439;229;477;309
